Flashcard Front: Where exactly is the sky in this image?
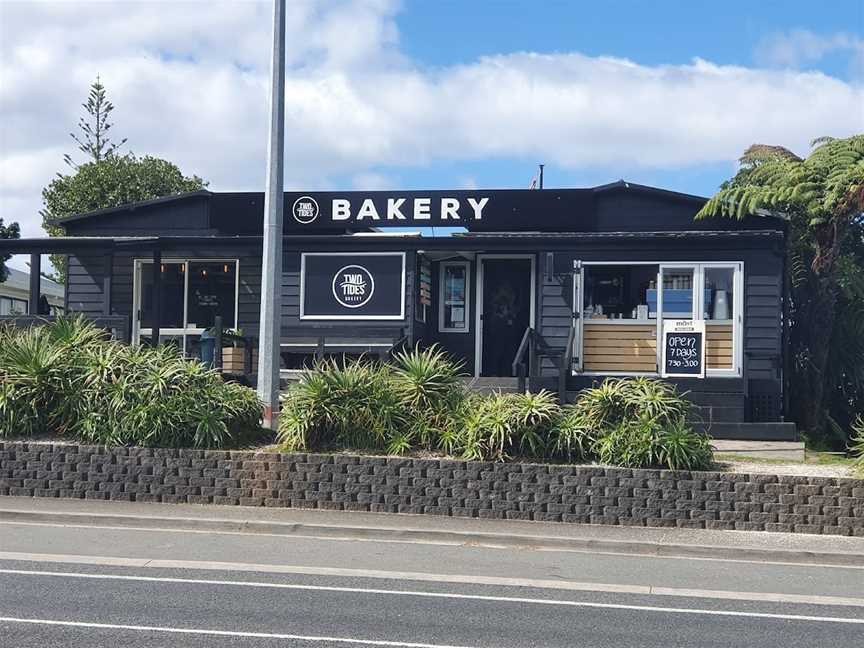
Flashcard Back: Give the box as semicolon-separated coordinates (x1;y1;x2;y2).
1;0;863;270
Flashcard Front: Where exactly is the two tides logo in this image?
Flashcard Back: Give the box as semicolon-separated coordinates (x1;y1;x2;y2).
292;196;319;224
332;265;375;308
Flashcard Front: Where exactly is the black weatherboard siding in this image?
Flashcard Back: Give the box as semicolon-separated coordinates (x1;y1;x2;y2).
55;182;788;434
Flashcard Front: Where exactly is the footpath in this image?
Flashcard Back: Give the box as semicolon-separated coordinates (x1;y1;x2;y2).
2;495;863;567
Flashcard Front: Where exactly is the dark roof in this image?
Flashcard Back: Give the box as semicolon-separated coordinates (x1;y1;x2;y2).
48;181;711;226
0;230;784;255
590;180;707;204
47;190;211;225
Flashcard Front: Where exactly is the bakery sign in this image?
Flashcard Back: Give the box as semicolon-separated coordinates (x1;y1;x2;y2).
300;252;406;320
290;194;489;226
283;189;594;231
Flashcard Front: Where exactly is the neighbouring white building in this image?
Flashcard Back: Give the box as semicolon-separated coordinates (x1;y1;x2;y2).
0;267;64;316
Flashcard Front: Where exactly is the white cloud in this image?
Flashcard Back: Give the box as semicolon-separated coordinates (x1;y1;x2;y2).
756;29;864;76
1;1;862;252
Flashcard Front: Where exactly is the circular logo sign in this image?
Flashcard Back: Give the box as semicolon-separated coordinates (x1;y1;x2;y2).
332;265;375;309
292;196;319;224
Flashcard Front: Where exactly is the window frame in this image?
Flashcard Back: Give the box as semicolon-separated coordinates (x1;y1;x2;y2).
132;258;240;351
438;260;471;334
573;260;743;378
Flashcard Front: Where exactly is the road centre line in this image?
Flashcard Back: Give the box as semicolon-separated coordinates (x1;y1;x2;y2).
0;617;478;648
2;561;864;611
2;519;861;571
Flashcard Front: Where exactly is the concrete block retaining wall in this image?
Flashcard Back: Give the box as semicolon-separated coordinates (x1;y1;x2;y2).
1;442;862;536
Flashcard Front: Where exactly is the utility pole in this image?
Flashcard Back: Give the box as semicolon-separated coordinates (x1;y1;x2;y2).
257;0;286;429
538;164;545;189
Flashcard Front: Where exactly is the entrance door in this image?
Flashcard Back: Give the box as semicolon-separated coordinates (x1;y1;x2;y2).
476;256;534;377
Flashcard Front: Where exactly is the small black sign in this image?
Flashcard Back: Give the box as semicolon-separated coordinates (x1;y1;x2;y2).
301;253;405;320
662;320;705;378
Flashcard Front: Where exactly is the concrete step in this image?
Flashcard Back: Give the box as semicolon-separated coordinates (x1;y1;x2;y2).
685;391;746;408
711;440;806;461
463;377;521;394
697;422;798;441
692;404;745;424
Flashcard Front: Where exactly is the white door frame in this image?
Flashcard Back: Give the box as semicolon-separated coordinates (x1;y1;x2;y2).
474;253;536;377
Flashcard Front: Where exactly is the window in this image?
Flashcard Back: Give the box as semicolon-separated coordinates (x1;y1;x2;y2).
134;259;239;354
577;262;743;377
0;297;28;316
439;261;470;333
584;265;657;321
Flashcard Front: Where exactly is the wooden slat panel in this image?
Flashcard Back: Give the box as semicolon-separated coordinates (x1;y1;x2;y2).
582;322;657;371
584;353;657;362
584;323;655;331
584;362;657;371
706;323;733;369
585;330;658;340
585;338;656;348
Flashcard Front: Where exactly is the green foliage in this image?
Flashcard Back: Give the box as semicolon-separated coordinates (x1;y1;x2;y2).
0;317;263;448
564;378;712;470
849;416;864;472
280;358;712;470
0;218;20;283
459;391;560;462
278;346;469;455
41;153;207;281
65;76;127;167
697;135;864;443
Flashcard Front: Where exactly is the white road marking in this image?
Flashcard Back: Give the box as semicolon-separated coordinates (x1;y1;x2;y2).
2;562;864;612
1;518;861;570
0;617;479;647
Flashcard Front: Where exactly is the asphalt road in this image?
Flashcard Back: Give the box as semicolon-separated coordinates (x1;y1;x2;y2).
1;512;863;647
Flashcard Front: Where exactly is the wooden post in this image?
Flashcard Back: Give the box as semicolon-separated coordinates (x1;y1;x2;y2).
28;253;41;315
214;315;223;371
151;249;162;347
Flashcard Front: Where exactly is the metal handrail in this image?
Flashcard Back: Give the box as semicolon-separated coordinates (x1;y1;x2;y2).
559;319;577;402
512;326;535;391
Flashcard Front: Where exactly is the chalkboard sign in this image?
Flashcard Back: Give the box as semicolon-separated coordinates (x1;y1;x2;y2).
300;252;405;320
661;320;705;378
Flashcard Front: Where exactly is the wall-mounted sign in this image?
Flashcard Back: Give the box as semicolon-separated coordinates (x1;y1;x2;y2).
661;319;705;378
300;252;405;320
282;189;594;231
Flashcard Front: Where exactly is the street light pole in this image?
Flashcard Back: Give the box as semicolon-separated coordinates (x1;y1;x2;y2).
257;0;286;430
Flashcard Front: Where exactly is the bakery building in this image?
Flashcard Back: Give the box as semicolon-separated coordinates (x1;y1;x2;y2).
1;181;793;439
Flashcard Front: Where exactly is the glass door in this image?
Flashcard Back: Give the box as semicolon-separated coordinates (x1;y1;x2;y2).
658;265;697;321
133;259;238;355
657;263;742;376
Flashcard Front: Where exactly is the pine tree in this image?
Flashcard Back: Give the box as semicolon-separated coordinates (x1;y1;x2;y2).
64;75;127;168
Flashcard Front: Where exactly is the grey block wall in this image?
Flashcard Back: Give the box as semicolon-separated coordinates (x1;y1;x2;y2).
2;442;861;536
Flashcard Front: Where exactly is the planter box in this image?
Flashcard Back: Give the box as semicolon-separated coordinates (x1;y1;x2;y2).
222;347;257;373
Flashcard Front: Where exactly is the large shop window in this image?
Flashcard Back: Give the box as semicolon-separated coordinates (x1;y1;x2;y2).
134;259;239;355
578;263;741;376
439;261;470;333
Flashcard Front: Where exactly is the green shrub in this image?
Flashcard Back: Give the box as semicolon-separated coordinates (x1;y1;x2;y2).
568;377;712;470
850;415;864;471
0;317;263;448
549;408;597;462
457;390;560;462
279;356;712;469
278;346;469;455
